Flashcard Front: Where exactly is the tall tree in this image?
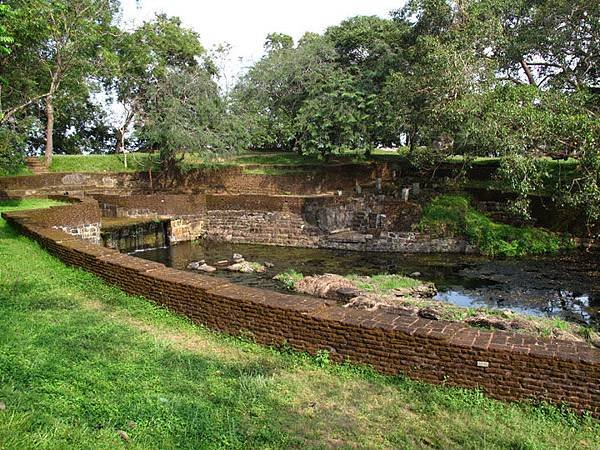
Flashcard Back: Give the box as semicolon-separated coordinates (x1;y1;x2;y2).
1;0;119;165
106;14;205;156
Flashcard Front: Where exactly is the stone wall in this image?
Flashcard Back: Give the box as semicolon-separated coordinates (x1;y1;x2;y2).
0;172;149;199
55;223;101;245
10;198;103;244
93;193;206;218
168;218;205;244
205;210;322;248
3;204;599;417
101;220;170;252
320;231;475;253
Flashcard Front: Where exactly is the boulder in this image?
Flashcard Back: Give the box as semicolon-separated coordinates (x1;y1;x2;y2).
294;274;358;301
187;260;206;270
335;286;362;301
227;261;266;273
393;283;437;298
197;263;217;273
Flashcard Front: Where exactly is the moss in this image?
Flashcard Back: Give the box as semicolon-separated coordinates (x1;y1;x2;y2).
419;195;572;257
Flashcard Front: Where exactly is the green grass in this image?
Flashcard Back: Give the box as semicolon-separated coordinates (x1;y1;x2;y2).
1;200;599;448
273;269;305;290
346;274;422;295
419;195;572;257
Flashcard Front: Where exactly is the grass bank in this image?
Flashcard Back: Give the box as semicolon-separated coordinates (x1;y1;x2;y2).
419;195;572;257
0;199;598;449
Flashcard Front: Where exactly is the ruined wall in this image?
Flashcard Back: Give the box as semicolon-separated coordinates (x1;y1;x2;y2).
320;231;475;253
101;220;170;252
0;172;149;199
205;210;322;248
163;164;387;195
93;193;206;218
3;205;599;417
168;218;205;244
9;199;102;244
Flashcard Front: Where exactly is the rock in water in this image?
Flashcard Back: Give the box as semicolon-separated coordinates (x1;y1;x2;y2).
232;253;244;263
187;260;205;270
227;261;266;273
197;264;217;273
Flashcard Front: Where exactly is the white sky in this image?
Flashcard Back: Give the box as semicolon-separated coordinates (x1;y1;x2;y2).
121;0;405;87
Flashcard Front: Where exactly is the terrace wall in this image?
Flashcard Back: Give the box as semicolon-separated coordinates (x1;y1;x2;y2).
3;203;599;417
93;193;206;218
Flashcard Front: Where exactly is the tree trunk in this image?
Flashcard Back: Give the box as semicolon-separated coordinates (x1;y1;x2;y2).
44;95;54;167
115;128;124;154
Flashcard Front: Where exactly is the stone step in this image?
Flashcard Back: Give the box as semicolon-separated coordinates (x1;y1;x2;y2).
25;157;49;174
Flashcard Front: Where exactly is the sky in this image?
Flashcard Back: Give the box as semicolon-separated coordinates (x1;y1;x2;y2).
121;0;404;87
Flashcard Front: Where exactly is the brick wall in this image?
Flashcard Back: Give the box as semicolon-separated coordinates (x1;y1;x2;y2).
0;172;149;198
93;193;206;218
11;199;103;244
3;204;598;417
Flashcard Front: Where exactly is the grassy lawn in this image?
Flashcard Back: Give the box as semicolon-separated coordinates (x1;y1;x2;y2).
0;199;598;449
2;151;580;182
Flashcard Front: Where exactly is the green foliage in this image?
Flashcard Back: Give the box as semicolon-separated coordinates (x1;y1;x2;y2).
138;67;233;170
273;269;304;290
0;126;26;175
0;4;14;57
419;195;569;257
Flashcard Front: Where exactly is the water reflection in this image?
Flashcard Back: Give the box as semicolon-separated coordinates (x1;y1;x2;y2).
133;240;599;329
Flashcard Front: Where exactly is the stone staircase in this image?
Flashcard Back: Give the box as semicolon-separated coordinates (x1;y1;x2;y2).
25;157;49;175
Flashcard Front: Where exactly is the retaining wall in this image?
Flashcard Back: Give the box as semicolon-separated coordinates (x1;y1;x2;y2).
3;203;599;417
93;193;206;218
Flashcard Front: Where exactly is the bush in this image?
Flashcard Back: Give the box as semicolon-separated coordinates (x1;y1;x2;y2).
0;127;26;176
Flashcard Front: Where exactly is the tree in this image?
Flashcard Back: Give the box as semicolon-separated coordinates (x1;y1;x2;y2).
106;14;206;157
1;0;119;166
325;16;408;146
138;66;232;173
264;32;293;53
296;69;372;158
489;0;599;90
0;0;49;127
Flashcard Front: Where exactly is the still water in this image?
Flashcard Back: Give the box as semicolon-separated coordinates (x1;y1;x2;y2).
134;241;599;329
